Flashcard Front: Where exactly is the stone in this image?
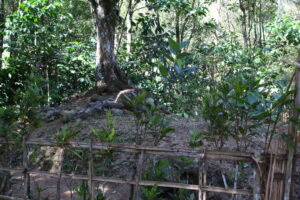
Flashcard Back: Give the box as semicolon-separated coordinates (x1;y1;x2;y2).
111;108;124;115
61;110;77;123
45;109;61;122
62;110;76;118
90;95;107;102
103;101;124;109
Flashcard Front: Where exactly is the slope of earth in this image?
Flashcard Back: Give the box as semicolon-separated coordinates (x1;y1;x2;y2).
3;93;298;200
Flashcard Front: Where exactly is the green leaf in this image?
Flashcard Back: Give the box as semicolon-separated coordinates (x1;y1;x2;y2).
180;40;190;49
251;111;270;120
159;65;169;78
133;91;147;106
168;38;180;53
272;90;294;109
150;114;163;127
161;51;174;62
247;92;259;105
160;127;175;139
177;59;183;68
176;52;191;59
174;65;181;74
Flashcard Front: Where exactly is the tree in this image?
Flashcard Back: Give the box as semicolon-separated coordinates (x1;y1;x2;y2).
0;0;4;69
88;0;131;94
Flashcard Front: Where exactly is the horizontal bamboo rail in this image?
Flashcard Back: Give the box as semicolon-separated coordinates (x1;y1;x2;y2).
0;139;254;161
0;195;24;200
0;167;252;195
1;139;299;160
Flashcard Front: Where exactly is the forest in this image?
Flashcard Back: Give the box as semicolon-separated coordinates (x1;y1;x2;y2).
0;0;300;200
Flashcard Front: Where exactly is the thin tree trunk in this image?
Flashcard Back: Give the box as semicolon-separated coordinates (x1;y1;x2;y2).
277;0;283;17
0;0;4;69
126;0;133;62
239;0;248;49
175;11;180;43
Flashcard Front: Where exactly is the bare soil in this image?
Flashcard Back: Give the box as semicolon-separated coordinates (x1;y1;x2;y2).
2;94;299;200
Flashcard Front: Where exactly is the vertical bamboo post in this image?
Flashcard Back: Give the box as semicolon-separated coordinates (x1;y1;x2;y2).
133;150;144;200
203;151;207;200
198;157;203;200
253;165;261;200
55;148;64;200
22;136;30;199
88;140;95;200
284;52;300;200
233;163;239;200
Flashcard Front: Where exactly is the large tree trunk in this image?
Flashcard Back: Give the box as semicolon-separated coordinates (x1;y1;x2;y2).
89;0;131;94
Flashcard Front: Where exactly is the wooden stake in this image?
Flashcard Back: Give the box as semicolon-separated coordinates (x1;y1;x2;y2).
133;150;144;200
253;165;261;200
198;158;202;200
88;140;95;200
55;148;64;200
203;151;207;200
233;163;239;200
22;136;30;199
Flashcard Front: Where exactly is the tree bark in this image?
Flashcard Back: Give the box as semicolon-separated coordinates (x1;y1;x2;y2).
277;0;283;17
126;0;133;62
89;0;131;94
175;11;180;44
239;0;248;49
0;0;5;69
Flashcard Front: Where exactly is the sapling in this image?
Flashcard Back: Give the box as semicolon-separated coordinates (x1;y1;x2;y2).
91;110;116;143
125;91;174;145
54;124;80;200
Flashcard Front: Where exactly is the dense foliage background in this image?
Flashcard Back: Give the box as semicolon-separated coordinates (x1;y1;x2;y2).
0;0;299;114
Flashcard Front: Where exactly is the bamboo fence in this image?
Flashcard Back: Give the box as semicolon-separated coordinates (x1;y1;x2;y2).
0;137;299;200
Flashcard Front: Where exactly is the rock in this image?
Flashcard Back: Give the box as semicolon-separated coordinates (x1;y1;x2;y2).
45;109;61;122
90;95;107;102
61;110;77;122
62;110;77;116
94;101;103;112
103;101;124;109
80;104;103;119
111;108;124;116
62;93;82;103
83;107;94;116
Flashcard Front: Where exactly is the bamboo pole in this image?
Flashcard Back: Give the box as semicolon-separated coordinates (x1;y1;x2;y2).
88;140;95;200
0;195;24;200
233;163;239;200
55;148;64;200
0;139;255;161
0;167;252;195
283;52;300;200
203;151;207;200
133;150;144;200
198;158;203;200
3;138;299;160
22;136;30;199
252;165;261;200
